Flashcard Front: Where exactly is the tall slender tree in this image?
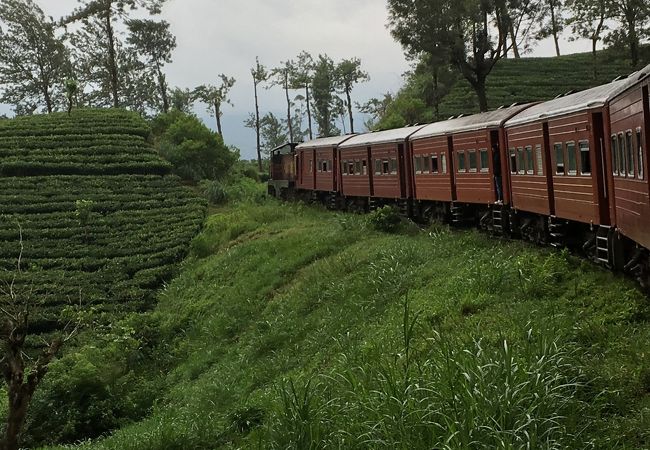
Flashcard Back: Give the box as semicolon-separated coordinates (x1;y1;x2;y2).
311;54;338;137
250;58;268;171
126;19;176;113
0;0;68;114
566;0;611;78
269;60;295;142
607;0;649;67
536;0;565;56
334;58;369;134
289;51;315;140
62;0;166;108
194;75;236;138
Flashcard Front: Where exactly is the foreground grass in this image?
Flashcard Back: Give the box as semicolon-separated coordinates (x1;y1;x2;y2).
42;200;650;449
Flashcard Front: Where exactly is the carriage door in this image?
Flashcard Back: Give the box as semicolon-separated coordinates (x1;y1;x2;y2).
398;143;407;198
591;112;610;225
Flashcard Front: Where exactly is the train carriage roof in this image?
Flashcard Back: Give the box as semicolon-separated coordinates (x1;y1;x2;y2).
506;64;650;128
296;135;356;149
410;103;534;140
338;125;426;149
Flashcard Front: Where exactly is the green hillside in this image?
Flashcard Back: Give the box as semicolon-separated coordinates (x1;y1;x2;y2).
35;201;650;449
0;109;206;333
438;46;650;118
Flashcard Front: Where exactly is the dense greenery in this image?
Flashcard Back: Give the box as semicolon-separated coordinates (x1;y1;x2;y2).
0;109;205;336
27;200;648;449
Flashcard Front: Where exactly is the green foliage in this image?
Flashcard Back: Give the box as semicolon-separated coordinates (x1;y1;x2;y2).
154;111;236;181
367;205;402;232
34;201;650;449
202;179;228;205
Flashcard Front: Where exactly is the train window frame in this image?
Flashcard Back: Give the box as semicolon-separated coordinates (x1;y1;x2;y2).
328;159;333;173
457;151;466;173
390;158;398;174
611;135;619;176
432;154;439;174
441;153;447;174
567;141;577;175
348;161;355;176
355;160;362;175
525;145;534;175
422;154;431;173
382;160;390;175
637;128;644;180
415;155;423;174
375;159;382;175
362;160;368;176
626;130;634;177
509;148;517;175
535;144;543;175
579;140;591;176
341;160;347;176
554;143;565;175
479;148;489;173
516;147;525;175
618;133;626;177
468;149;478;173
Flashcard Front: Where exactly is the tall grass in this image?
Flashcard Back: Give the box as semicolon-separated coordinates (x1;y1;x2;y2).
266;298;587;449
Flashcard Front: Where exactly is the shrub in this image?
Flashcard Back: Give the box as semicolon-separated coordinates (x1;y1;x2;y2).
203;180;228;205
367;205;401;232
241;166;260;182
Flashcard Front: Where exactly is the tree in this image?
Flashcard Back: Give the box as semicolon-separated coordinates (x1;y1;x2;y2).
169;87;194;113
333;96;348;134
566;0;611;78
536;0;565;56
334;58;369;134
496;0;541;58
62;0;166;108
358;93;394;130
289;51;315;140
126;19;176;113
269;61;296;142
311;54;338;137
0;0;68;114
251;57;268;171
0;229;79;450
260;112;289;155
388;0;509;112
65;79;78;115
193;74;236;138
607;0;649;67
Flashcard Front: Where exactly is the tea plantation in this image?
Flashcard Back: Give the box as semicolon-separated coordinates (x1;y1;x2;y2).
0;109;206;333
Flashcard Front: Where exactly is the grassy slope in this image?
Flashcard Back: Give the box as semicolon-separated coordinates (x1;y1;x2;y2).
438;46;650;118
48;201;650;449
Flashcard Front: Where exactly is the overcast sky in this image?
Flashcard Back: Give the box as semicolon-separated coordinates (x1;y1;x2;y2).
2;0;598;159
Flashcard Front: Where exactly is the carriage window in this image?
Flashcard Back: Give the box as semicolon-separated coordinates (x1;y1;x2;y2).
555;143;564;175
355;161;361;175
626;131;634;177
618;133;626;177
468;150;478;173
567;142;577;175
525;146;534;174
309;159;313;172
415;156;423;174
375;159;382;175
383;160;390;175
611;135;619;176
432;154;439;174
422;155;431;173
535;145;543;175
579;141;591;175
510;148;517;174
638;129;644;180
362;160;367;175
324;160;330;172
341;160;347;175
480;148;489;173
441;154;447;174
348;162;355;175
390;158;398;174
516;147;524;174
457;151;466;172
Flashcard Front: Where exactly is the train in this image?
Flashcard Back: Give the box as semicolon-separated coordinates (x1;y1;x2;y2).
267;63;650;287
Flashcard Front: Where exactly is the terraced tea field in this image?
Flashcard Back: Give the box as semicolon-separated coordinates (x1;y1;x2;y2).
0;109;206;332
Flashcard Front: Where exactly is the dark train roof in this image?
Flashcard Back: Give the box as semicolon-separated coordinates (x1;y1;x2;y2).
338;125;426;149
506;64;650;127
296;135;356;149
410;103;534;140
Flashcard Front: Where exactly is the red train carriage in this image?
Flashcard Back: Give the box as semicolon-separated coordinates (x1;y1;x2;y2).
504;70;647;254
410;104;532;226
337;126;424;211
294;135;355;201
607;65;650;283
268;143;298;198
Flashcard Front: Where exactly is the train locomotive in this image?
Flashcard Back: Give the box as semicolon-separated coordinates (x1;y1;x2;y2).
268;64;650;287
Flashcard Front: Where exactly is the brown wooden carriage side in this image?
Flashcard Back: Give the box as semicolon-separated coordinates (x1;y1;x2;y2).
340;145;372;198
608;71;650;250
410;135;454;202
294;135;356;194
